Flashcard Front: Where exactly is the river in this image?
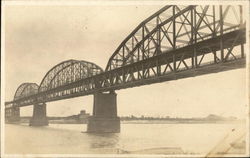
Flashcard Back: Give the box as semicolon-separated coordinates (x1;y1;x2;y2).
4;122;246;155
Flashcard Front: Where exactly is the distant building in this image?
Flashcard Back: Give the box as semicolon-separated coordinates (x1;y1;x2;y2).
78;110;90;123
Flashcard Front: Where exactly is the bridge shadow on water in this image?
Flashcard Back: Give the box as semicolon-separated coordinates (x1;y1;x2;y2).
84;132;120;149
25;123;120;149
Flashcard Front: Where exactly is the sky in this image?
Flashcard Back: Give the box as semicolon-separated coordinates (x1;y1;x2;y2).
3;4;248;118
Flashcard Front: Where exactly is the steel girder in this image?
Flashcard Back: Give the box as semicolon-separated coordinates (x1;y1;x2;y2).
105;5;245;71
13;83;38;102
5;83;39;110
6;60;103;107
39;60;103;92
5;5;246;107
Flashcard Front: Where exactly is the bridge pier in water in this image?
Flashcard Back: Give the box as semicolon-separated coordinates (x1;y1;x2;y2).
87;91;120;133
5;107;20;123
29;103;48;126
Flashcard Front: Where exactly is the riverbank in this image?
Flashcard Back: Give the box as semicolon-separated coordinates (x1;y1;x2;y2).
16;118;245;125
121;119;244;124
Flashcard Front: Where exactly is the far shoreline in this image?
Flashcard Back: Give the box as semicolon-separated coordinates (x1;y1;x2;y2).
46;119;245;125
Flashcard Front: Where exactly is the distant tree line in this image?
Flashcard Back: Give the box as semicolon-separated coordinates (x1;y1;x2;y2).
21;114;237;121
120;114;237;121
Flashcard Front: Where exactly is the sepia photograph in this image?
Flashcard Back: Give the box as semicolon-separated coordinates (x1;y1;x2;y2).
1;0;249;157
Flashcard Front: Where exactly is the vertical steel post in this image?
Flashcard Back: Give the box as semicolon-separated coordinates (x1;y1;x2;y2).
240;5;244;58
142;26;145;78
137;65;140;80
213;6;216;36
191;7;194;68
122;68;125;83
213;5;217;63
240;5;243;26
193;6;197;68
173;6;177;72
122;45;125;66
157;16;161;55
110;73;113;86
156;16;161;75
219;5;224;62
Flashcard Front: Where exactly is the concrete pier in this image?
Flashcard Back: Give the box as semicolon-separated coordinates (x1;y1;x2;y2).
29;103;48;126
5;107;20;123
87;91;120;133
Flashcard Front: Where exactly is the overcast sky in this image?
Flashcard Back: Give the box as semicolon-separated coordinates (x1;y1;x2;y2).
3;4;247;118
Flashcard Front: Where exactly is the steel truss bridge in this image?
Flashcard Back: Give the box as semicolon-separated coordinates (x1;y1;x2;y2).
5;5;246;110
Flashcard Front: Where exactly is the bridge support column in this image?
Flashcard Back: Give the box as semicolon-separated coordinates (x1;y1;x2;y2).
87;91;120;133
5;107;20;123
29;103;48;126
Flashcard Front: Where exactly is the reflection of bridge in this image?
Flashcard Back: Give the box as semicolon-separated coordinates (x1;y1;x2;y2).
5;5;246;132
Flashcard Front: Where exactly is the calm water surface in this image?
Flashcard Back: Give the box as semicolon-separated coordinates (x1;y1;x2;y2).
5;122;246;155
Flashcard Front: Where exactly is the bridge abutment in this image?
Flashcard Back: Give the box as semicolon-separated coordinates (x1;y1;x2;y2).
5;107;20;123
29;103;48;126
87;91;120;133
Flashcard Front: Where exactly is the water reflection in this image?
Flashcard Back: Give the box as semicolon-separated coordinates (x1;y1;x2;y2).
87;133;120;148
5;123;246;155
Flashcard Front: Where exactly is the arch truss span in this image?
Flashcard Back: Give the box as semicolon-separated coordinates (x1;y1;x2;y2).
105;5;245;71
39;59;103;92
14;83;39;102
